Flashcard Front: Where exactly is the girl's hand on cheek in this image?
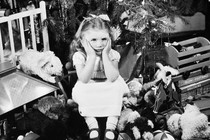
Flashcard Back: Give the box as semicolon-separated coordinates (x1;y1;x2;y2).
81;39;96;57
102;38;111;55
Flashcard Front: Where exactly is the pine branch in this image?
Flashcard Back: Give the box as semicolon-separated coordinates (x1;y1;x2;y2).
42;0;77;45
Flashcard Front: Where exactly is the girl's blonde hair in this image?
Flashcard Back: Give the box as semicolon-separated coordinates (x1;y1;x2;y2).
69;16;113;61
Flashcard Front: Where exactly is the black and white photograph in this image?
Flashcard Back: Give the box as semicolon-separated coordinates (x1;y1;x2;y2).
0;0;210;140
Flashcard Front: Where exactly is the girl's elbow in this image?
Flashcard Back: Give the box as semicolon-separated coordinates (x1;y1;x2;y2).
80;80;89;83
78;76;90;83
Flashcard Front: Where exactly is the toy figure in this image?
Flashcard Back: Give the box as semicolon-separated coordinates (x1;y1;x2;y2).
144;63;180;113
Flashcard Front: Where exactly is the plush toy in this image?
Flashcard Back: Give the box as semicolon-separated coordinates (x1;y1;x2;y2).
123;78;143;108
117;78;154;140
166;113;182;139
167;103;210;140
35;95;65;119
131;116;154;140
143;62;180;113
16;96;68;140
117;108;154;140
117;78;142;132
16;95;89;140
18;49;63;83
142;62;179;92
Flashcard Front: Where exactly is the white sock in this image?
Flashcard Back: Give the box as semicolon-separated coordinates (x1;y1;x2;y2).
85;117;99;138
105;116;118;139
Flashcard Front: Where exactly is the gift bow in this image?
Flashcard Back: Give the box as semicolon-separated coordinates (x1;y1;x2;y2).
75;14;110;38
84;14;110;22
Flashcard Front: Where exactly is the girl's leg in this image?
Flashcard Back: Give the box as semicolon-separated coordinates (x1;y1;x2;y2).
105;116;118;139
85;117;99;139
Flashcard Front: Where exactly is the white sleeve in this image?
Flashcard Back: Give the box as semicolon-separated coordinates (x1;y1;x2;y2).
72;52;86;67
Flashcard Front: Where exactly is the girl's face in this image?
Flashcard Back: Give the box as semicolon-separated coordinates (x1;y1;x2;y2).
82;29;110;52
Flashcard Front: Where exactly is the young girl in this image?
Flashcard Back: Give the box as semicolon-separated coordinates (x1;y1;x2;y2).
70;15;129;140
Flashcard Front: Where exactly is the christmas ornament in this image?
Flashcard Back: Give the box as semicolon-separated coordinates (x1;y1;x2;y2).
153;130;175;140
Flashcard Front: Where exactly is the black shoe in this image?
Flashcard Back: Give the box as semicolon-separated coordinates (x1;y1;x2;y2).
104;129;118;140
88;128;100;140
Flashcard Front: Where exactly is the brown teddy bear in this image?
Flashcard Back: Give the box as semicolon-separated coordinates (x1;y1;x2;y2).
16;96;68;140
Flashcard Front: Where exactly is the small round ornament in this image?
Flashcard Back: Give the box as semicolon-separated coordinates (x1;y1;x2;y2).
153;130;175;140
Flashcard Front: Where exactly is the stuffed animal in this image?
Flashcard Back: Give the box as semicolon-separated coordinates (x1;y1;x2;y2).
131;116;154;140
143;62;180;113
142;62;179;92
117;78;154;140
18;49;63;83
123;78;143;108
16;95;89;140
16;96;68;140
118;78;143;132
35;95;65;119
117;108;154;140
167;103;210;140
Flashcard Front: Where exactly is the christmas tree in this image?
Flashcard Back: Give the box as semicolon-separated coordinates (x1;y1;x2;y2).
112;0;189;52
109;0;189;81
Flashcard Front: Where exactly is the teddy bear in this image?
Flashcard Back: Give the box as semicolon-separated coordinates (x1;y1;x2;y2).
117;78;155;140
122;78;143;108
117;78;143;132
167;103;210;140
16;95;89;140
18;49;63;83
16;95;68;140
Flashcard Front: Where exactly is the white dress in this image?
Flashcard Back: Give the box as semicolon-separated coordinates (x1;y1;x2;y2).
72;49;129;117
